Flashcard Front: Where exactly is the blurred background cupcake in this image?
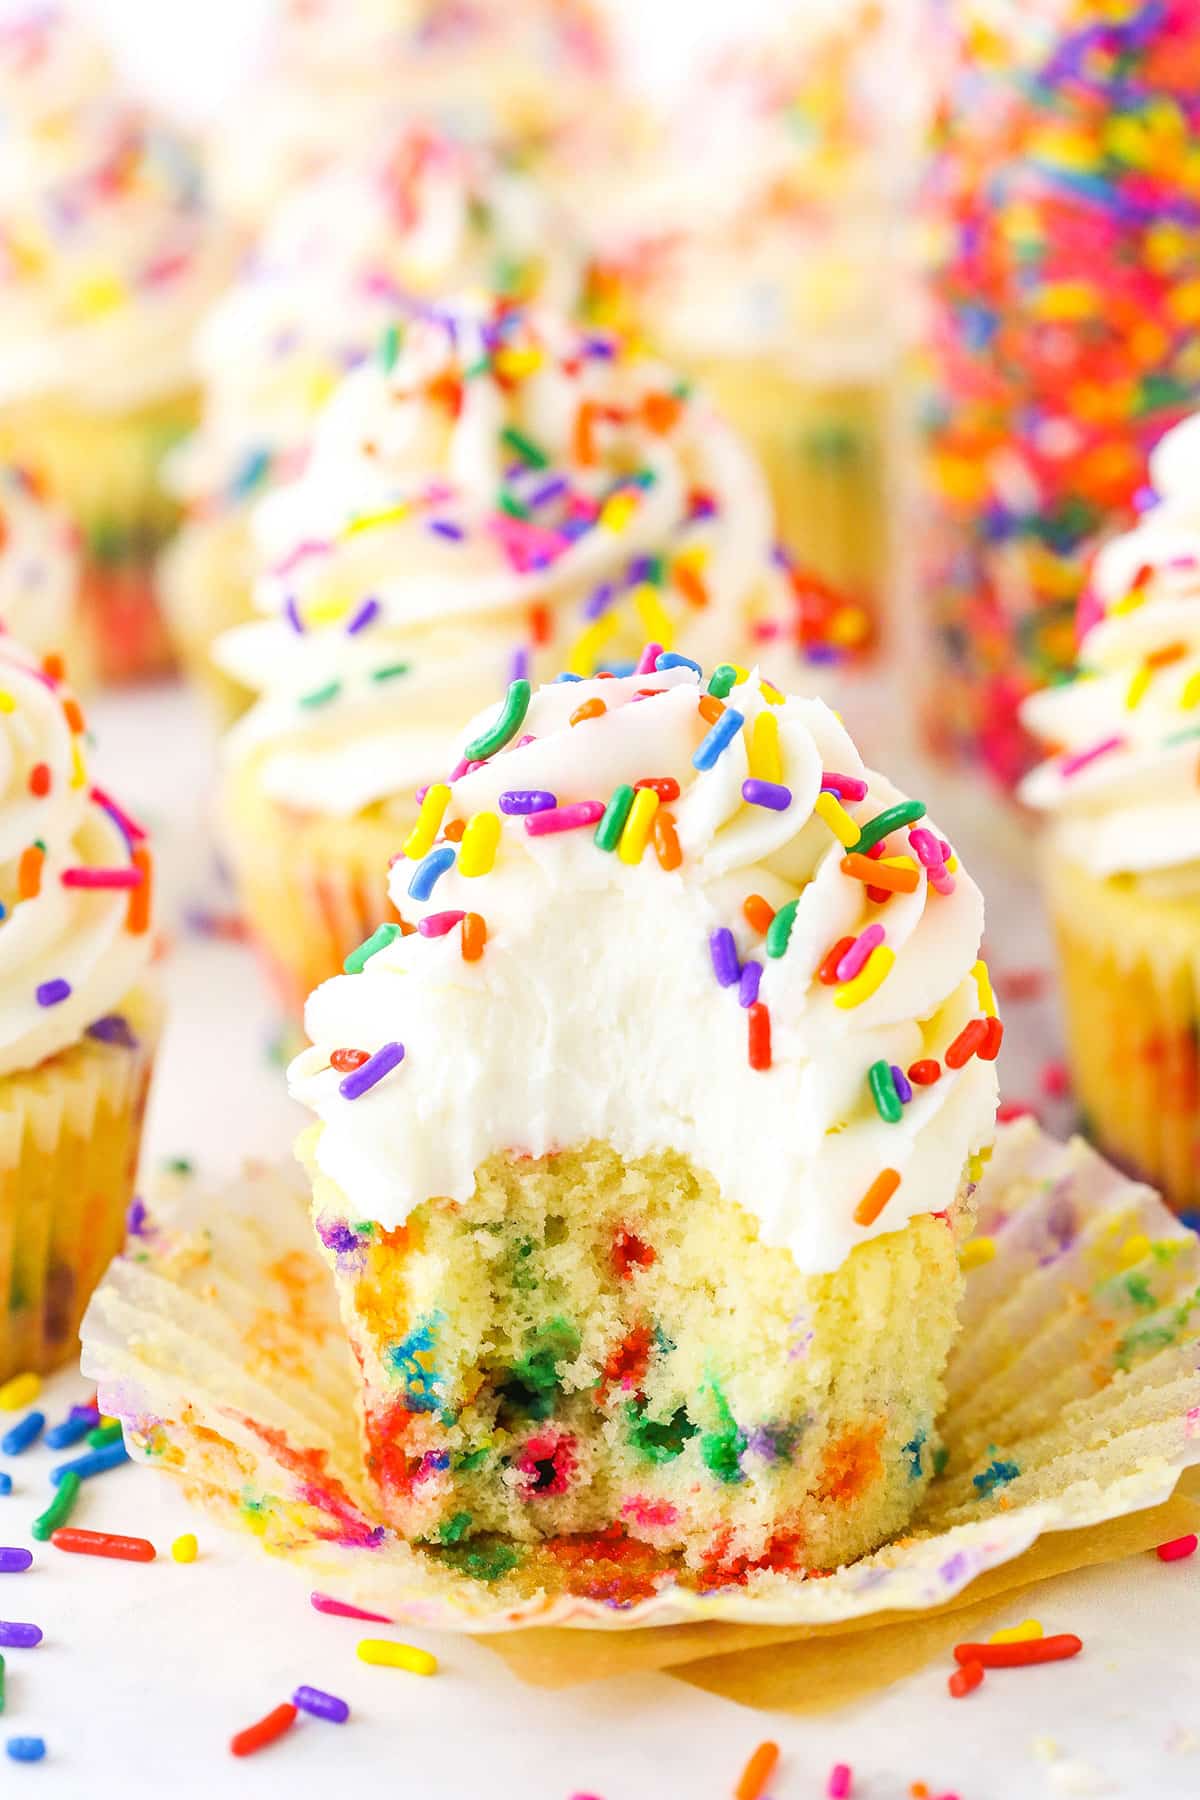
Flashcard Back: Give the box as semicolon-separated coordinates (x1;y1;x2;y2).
0;460;87;681
162;123;585;722
0;3;230;684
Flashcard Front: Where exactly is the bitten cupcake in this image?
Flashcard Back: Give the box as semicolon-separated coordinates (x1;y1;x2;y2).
163;126;581;720
0;462;85;679
288;655;1000;1582
0;635;158;1379
1021;413;1200;1213
0;5;229;682
216;296;812;1018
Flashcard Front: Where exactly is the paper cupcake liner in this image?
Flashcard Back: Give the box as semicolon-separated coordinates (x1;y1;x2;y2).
1045;853;1200;1215
80;1118;1200;1631
159;511;257;725
222;772;412;1021
0;393;195;682
0;986;159;1381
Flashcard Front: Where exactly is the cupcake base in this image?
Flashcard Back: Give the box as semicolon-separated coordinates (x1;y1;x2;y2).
159;512;257;725
0;987;159;1382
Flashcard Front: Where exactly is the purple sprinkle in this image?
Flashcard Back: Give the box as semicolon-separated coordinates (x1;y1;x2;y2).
527;474;568;509
508;646;530;684
339;1042;405;1101
428;519;464;541
742;779;792;811
317;1218;359;1255
0;1620;42;1649
582;581;616;621
68;1403;101;1426
36;979;70;1008
0;1548;32;1575
86;1014;137;1049
738;961;763;1008
284;594;305;634
292;1685;350;1724
891;1065;913;1105
125;1196;149;1238
345;596;380;635
709;927;740;989
626;554;655;586
498;790;556;815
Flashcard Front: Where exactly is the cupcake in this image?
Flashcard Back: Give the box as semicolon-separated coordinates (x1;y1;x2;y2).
1021;413;1200;1212
0;462;85;680
211;0;615;235
0;6;230;682
288;655;1000;1579
215;295;812;1019
163;125;582;721
0;635;158;1379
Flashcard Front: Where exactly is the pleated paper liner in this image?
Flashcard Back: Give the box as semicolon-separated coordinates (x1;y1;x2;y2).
80;1119;1200;1634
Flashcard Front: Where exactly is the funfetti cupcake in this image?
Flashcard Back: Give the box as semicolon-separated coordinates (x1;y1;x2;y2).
163;126;583;722
215;296;814;1020
0;635;158;1379
0;6;230;682
212;0;615;235
0;462;86;680
1021;413;1200;1214
287;655;1000;1580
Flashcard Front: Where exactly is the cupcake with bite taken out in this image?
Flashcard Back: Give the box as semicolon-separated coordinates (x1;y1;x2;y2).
287;652;1000;1583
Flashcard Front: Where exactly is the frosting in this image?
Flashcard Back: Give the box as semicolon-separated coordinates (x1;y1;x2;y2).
1020;413;1200;898
216;297;804;821
0;464;78;663
173;128;580;515
289;657;999;1274
0;635;152;1077
0;6;228;409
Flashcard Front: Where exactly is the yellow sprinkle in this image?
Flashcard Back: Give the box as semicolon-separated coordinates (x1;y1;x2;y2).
617;787;659;865
459;811;501;878
599;490;638;532
748;710;782;783
878;854;919;873
631;582;674;651
0;1371;39;1411
1125;665;1152;710
303;593;353;626
814;791;859;848
344;504;411;538
833;944;896;1009
1180;669;1200;710
0;692;14;712
566;614;619;678
357;1639;438;1676
972;959;997;1018
945;854;959;873
1119;1232;1152;1268
493;345;543;379
1111;589;1147;616
959;1237;996;1272
404;784;451;861
171;1533;198;1563
70;737;87;789
989;1619;1044;1645
759;680;785;705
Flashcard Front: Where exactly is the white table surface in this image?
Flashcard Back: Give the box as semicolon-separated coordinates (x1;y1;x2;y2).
1;680;1195;1799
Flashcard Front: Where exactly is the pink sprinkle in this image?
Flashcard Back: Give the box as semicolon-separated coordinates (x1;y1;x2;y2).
448;756;485;784
1039;1060;1071;1100
908;826;944;870
525;801;604;837
90;786;146;843
418;911;466;938
1060;735;1123;778
273;538;331;579
1156;1533;1198;1562
636;642;663;674
309;1591;393;1623
836;924;885;983
997;1101;1036;1123
927;864;957;897
821;771;868;802
828;1765;853;1799
60;866;143;889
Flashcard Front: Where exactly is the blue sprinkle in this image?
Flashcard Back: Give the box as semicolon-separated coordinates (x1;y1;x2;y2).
738;961;763;1008
693;709;745;772
891;1064;913;1105
708;928;740;989
44;1413;94;1450
655;652;702;676
0;1472;11;1496
972;1457;1020;1498
6;1738;46;1763
554;671;584;683
408;846;456;902
0;1413;43;1457
51;1441;129;1485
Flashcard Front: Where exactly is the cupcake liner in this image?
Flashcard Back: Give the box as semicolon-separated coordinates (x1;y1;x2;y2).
0;986;159;1381
159;511;257;725
1045;853;1200;1215
0;394;196;683
222;772;411;1020
80;1118;1200;1632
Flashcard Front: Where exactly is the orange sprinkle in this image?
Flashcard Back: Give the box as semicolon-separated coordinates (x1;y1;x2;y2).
743;893;775;934
126;846;152;934
698;694;725;726
18;843;44;900
735;1741;780;1800
570;697;607;726
41;653;64;682
528;603;551;647
652;807;681;872
574;399;599;466
1147;640;1187;669
461;913;486;962
673;562;709;609
642;390;683;434
854;1168;901;1228
841;854;919;894
443;818;466;843
62;696;85;734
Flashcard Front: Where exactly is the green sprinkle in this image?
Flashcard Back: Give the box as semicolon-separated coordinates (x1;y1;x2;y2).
464;678;531;762
378;322;402;372
162;1156;193;1176
626;1402;696;1464
765;898;800;959
852;800;926;857
32;1469;80;1541
438;1511;472;1545
594;783;635;852
87;1420;124;1450
299;679;341;709
1164;725;1200;747
440;1539;522;1583
868;1059;902;1124
500;426;548;469
707;664;738;699
463;357;491;380
454;1447;490;1473
343;921;401;974
371;662;410;682
497;491;532;521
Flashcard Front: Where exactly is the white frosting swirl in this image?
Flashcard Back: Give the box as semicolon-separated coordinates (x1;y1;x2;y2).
289;662;998;1274
0;635;152;1076
217;298;798;821
0;464;78;662
0;6;228;409
1020;413;1200;898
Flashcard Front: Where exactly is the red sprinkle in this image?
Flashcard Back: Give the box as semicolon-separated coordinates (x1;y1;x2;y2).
51;1528;155;1562
230;1703;298;1758
634;776;680;802
330;1048;370;1073
28;762;50;797
996;1101;1036;1123
945;1018;988;1069
1156;1533;1198;1562
953;1634;1082;1668
979;1016;1005;1061
748;1002;771;1071
949;1659;984;1698
907;1059;942;1086
819;936;856;985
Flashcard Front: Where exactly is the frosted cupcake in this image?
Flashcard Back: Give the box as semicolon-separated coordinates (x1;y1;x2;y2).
1021;414;1200;1212
0;6;229;681
0;462;85;679
212;0;615;234
289;655;1000;1579
0;635;158;1378
164;126;582;720
216;296;811;1018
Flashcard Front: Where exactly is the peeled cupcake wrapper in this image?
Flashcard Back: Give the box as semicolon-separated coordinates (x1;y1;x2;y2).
81;1117;1200;1632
